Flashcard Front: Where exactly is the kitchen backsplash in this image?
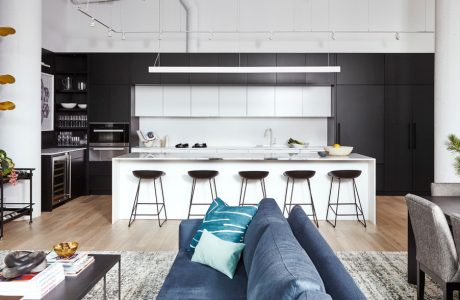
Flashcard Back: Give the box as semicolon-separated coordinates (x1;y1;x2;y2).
139;117;327;147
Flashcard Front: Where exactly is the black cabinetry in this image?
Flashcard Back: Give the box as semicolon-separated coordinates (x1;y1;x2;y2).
41;150;86;212
88;53;131;85
89;85;131;123
385;85;434;194
88;162;112;195
336;85;385;191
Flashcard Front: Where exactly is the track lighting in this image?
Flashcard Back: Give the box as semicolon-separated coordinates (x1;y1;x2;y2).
90;18;95;27
122;32;126;40
331;31;336;40
395;32;400;40
108;29;113;37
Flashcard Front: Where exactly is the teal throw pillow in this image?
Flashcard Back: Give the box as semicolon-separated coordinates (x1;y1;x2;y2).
191;229;245;279
189;197;258;251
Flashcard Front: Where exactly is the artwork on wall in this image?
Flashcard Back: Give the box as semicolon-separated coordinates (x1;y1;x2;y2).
41;72;54;131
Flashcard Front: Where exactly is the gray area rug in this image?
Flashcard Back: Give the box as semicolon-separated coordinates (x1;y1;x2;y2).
0;250;455;299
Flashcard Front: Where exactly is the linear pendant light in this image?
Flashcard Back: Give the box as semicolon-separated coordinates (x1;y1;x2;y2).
148;66;340;73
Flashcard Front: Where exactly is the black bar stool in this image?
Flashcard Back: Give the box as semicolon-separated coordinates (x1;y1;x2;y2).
129;170;167;228
238;171;269;206
283;170;319;227
187;170;218;219
326;170;366;228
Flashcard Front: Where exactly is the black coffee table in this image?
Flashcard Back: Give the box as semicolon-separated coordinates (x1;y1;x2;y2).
43;254;121;300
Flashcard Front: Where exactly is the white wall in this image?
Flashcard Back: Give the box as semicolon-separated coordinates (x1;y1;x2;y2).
43;0;435;53
0;0;43;217
139;117;328;147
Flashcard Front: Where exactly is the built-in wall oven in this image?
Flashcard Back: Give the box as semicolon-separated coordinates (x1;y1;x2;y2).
89;122;129;161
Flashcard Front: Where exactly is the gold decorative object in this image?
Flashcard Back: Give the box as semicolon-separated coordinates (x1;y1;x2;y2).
0;74;15;84
53;241;79;258
0;101;15;111
0;27;16;37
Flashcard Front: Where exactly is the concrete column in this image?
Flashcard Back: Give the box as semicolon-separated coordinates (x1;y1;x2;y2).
434;0;460;182
0;0;42;216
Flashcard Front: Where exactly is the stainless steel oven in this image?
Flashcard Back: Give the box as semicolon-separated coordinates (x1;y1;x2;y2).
89;122;129;147
89;122;129;161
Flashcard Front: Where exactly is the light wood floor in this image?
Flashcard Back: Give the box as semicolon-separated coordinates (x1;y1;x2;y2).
0;195;407;252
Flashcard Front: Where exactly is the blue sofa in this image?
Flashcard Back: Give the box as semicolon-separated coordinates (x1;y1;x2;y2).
157;199;366;300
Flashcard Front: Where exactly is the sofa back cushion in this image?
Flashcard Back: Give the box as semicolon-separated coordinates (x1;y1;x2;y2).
247;224;328;300
288;205;367;300
243;198;286;274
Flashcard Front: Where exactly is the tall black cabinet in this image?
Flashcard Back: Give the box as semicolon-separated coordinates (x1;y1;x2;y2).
385;85;434;194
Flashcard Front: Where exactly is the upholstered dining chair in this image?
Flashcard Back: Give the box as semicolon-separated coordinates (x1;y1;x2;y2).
431;183;460;196
406;194;460;300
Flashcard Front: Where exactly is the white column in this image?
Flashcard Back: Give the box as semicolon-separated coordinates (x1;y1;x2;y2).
0;0;42;217
434;0;460;183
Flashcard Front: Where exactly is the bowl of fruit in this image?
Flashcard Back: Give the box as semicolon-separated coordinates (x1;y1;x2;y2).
288;138;309;148
324;144;353;156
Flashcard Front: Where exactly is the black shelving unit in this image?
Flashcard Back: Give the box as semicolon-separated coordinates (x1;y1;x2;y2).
54;54;89;148
0;168;35;239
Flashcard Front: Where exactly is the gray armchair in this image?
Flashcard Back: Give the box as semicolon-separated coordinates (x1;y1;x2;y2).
431;183;460;196
406;194;460;300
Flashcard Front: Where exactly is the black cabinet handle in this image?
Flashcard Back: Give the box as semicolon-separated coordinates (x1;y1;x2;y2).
337;123;341;144
412;123;417;149
408;123;411;149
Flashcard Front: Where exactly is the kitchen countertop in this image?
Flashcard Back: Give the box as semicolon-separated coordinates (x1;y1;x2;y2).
132;146;323;150
41;147;87;156
114;152;374;161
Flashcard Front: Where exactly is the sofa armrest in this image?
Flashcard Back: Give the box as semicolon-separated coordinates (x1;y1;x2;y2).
179;219;202;250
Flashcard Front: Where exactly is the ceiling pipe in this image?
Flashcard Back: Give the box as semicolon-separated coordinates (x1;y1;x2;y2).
179;0;199;52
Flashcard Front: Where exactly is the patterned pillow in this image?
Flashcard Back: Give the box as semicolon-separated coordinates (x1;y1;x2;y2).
189;197;258;251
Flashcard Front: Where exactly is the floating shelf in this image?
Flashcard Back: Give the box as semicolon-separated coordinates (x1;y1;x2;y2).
0;27;16;37
56;108;87;112
56;89;87;94
55;127;88;130
0;74;15;85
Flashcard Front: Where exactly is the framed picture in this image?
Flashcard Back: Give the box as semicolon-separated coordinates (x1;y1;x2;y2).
41;72;54;131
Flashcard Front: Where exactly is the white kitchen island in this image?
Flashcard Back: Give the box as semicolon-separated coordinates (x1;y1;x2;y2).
112;152;376;224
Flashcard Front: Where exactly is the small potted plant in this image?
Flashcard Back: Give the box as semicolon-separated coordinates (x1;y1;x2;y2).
0;149;17;185
447;134;460;176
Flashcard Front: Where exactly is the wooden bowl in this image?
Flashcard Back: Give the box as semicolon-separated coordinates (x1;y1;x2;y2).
53;241;79;258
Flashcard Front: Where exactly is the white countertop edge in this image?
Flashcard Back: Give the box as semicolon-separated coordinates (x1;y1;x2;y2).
41;147;87;156
113;153;375;162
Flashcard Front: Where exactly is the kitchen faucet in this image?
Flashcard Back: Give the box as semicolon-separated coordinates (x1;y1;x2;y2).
264;128;273;147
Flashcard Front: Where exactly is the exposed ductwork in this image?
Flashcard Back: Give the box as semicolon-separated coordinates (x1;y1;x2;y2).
179;0;199;52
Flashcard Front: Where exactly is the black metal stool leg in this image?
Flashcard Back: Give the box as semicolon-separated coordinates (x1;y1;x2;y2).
353;179;367;228
262;178;267;198
209;179;215;201
288;178;295;214
213;178;218;198
187;179;196;219
333;179;341;227
307;179;319;228
160;176;167;224
239;178;244;206
283;177;290;216
153;179;163;228
326;177;333;225
241;179;248;206
129;179;141;227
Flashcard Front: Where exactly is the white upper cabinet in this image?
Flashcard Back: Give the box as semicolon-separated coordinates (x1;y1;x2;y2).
163;86;191;117
303;87;332;117
191;86;219;117
369;0;426;32
330;0;369;31
247;86;275;117
275;87;303;117
219;86;247;117
135;85;163;117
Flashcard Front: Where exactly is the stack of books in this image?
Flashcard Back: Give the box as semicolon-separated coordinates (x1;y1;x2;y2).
0;263;65;299
46;252;95;277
